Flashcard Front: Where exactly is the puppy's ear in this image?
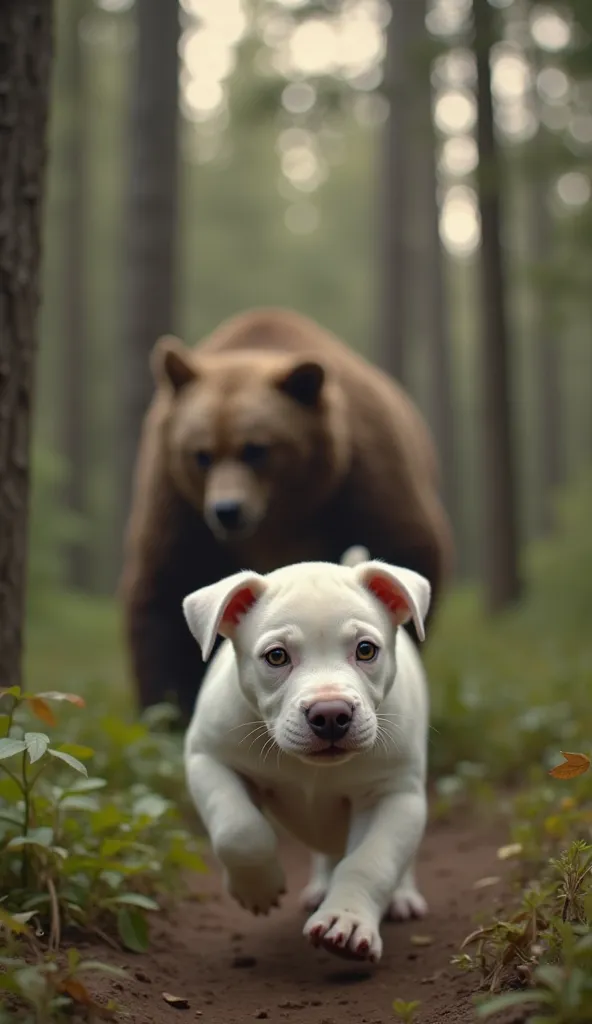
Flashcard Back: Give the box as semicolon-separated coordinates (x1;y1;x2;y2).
151;335;199;393
276;360;325;408
183;571;266;661
354;562;431;641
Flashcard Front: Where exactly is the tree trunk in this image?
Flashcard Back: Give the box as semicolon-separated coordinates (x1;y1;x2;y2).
61;0;90;589
473;0;522;609
118;0;180;561
406;0;458;545
377;0;409;381
0;0;53;687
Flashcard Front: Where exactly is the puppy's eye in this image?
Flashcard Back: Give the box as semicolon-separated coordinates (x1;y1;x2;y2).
194;450;212;470
356;640;379;662
263;647;290;668
241;443;268;466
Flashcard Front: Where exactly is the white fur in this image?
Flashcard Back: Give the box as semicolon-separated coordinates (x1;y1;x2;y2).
182;554;431;964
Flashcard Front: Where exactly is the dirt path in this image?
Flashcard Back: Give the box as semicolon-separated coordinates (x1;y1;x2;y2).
87;813;516;1024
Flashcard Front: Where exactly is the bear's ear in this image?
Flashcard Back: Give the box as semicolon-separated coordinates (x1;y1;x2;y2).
182;570;266;661
151;335;198;393
353;561;431;641
276;360;325;408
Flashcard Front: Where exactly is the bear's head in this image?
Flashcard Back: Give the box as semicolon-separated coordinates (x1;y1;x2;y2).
151;335;351;542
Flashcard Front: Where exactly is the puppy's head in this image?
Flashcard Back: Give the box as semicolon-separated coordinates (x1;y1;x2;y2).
183;561;430;765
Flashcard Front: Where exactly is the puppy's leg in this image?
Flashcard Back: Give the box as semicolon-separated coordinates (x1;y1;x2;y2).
186;752;285;914
386;862;428;921
304;788;427;964
299;854;339;913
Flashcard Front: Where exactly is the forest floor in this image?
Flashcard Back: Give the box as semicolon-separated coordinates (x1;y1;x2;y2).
85;810;523;1024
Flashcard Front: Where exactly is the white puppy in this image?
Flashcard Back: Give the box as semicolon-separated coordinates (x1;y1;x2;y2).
182;548;430;964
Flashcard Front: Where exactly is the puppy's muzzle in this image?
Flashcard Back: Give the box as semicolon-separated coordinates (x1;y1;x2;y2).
304;700;353;743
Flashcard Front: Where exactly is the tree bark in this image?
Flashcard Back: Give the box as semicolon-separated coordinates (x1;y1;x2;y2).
473;0;522;609
60;0;90;589
377;0;410;381
0;0;53;687
118;0;180;560
405;0;458;545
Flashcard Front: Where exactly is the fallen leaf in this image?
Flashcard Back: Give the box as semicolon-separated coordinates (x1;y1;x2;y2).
27;698;57;727
59;978;93;1005
163;992;190;1009
548;751;591;780
497;843;523;861
410;934;434;946
473;876;501;890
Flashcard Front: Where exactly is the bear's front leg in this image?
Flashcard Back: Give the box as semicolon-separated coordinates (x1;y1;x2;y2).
186;752;286;915
304;787;427;963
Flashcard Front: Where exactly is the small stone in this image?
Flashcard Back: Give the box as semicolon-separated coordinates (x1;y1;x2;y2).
232;955;257;968
254;1013;269;1020
135;970;150;983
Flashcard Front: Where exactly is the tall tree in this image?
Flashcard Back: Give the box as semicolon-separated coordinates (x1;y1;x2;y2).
118;0;180;557
378;0;410;382
0;0;54;686
473;0;522;609
60;0;91;589
405;0;458;543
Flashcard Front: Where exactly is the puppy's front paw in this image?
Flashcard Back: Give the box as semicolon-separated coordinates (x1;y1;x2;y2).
386;885;428;921
224;859;286;916
304;906;382;963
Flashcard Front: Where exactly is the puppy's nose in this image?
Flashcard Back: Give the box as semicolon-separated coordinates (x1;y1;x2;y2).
305;700;353;742
213;500;245;532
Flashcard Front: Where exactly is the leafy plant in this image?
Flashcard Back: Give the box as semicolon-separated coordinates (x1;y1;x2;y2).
392;998;421;1023
0;913;124;1023
0;686;206;956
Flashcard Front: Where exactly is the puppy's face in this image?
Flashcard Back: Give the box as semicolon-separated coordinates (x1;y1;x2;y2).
183;562;430;766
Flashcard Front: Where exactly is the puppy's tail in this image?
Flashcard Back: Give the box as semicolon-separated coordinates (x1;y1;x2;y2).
340;545;370;568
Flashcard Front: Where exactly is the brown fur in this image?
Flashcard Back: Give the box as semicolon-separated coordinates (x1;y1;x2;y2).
120;308;454;722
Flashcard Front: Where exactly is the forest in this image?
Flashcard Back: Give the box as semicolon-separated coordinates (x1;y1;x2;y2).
1;0;592;1021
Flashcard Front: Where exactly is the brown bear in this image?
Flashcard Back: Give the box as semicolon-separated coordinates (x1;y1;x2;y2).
120;307;453;723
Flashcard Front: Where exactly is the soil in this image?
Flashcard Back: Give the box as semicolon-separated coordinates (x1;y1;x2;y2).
84;812;526;1024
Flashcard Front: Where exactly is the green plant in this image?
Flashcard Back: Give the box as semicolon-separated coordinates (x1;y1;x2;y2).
392;998;421;1022
0;913;124;1023
0;686;206;955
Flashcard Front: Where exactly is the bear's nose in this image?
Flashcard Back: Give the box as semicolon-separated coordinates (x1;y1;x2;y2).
213;500;245;532
304;700;353;742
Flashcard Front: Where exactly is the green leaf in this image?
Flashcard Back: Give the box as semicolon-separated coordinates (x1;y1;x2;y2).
24;732;50;764
132;793;171;819
47;749;88;776
117;907;149;953
106;893;159;912
63;776;107;796
476;990;553;1017
0;908;31;933
7;826;54;850
60;795;100;813
0;737;27;760
78;961;127;977
0;686;21;700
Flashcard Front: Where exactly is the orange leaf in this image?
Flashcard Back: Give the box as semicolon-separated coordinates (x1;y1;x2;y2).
59;977;93;1005
549;751;591;780
27;698;57;727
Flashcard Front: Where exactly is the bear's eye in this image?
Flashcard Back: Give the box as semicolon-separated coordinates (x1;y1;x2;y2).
356;640;379;662
263;647;290;668
194;450;213;470
241;443;268;466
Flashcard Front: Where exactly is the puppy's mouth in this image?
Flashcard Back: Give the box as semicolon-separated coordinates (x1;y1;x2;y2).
298;745;356;765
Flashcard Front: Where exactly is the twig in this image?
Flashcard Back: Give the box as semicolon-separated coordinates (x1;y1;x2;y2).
47;876;61;951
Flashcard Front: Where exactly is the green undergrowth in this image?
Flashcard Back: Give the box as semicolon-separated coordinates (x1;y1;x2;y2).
0;684;205;1022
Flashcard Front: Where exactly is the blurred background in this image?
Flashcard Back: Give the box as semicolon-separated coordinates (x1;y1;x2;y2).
28;0;592;784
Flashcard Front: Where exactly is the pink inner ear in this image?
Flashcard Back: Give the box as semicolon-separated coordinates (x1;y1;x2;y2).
221;587;258;628
368;575;409;618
